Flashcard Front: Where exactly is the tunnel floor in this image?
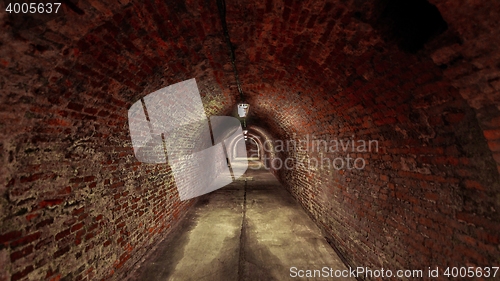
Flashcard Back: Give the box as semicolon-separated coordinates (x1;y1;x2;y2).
127;161;354;281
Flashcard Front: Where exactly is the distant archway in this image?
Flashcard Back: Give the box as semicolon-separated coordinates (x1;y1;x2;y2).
232;136;260;160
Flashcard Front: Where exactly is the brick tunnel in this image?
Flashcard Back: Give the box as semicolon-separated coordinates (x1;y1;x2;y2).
1;0;500;280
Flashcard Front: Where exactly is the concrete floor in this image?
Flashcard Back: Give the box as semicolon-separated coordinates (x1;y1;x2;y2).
128;162;355;281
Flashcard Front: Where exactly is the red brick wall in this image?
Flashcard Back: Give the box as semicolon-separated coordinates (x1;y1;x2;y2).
428;0;500;174
1;0;499;280
229;0;500;278
0;1;236;280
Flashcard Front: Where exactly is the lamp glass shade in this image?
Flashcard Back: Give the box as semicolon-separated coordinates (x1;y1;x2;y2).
238;103;250;118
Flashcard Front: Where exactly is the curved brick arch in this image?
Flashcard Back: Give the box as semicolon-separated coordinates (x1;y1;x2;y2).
1;0;499;280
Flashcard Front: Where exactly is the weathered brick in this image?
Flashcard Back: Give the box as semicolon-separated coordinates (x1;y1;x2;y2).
10;245;34;262
71;223;84;233
0;231;22;245
55;229;71;241
11;232;42;248
11;266;34;281
67;102;84;112
54;246;71;259
484;129;500;141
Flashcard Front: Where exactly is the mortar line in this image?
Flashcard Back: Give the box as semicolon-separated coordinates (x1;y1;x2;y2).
237;179;248;281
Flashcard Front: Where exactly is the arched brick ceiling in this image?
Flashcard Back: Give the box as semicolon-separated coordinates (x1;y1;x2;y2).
1;0;498;145
1;0;500;280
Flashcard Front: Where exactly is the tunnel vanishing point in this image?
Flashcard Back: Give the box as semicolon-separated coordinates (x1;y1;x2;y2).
1;0;500;280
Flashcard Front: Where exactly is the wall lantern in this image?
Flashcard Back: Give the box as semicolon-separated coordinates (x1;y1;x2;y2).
238;103;249;118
